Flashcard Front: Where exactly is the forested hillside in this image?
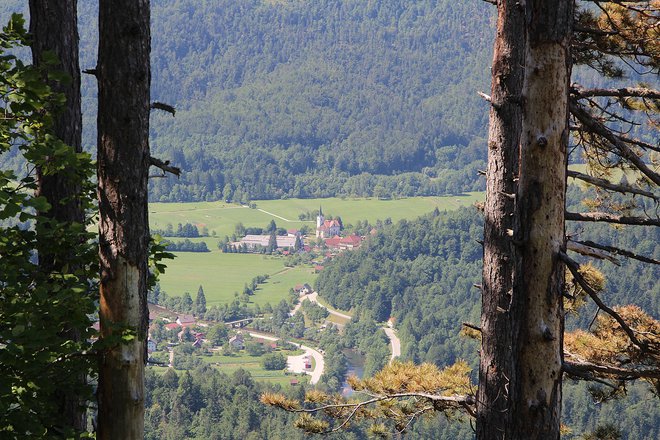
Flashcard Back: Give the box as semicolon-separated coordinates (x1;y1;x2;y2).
1;0;493;201
315;199;659;439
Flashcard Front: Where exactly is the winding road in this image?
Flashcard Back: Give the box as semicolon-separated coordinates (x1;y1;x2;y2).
296;292;401;363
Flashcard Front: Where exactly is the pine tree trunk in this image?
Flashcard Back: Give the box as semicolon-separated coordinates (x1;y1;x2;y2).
96;1;151;438
29;0;85;432
477;0;525;437
479;1;572;438
510;1;572;438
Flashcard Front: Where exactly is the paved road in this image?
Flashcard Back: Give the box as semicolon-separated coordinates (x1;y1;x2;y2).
383;327;401;361
307;292;352;320
301;293;400;364
248;332;324;385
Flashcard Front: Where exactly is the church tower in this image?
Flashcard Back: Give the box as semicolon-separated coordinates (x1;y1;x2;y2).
316;206;324;237
316;206;324;229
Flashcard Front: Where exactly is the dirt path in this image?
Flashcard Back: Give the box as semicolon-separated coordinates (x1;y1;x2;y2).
256;208;292;222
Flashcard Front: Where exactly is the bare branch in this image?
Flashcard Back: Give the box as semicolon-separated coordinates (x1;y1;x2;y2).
566;211;660;226
570;101;660;185
149;156;181;177
559;251;647;351
150;101;176;116
477;91;492;103
572;85;660;100
567;169;658;199
462;322;482;333
566;240;620;265
569;239;660;265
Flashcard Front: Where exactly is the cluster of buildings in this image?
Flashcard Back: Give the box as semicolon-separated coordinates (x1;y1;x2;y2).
233;206;365;255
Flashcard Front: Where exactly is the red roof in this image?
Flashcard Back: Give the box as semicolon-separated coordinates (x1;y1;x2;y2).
340;235;362;246
165;323;180;331
324;236;342;247
315;265;324;271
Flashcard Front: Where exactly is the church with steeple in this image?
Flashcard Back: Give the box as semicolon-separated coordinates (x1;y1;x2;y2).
315;206;342;238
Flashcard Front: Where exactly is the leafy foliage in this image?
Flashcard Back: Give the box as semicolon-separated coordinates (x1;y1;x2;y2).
0;15;97;438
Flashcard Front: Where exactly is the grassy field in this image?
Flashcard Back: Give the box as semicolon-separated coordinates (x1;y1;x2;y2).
204;351;309;386
158;252;317;307
148;350;308;386
152;194;484;306
150;193;484;239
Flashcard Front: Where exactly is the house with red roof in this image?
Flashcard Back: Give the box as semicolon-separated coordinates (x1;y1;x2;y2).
339;235;362;250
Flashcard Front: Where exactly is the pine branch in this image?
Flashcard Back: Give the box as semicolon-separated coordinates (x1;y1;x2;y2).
564;360;660;380
559;251;647;351
569;101;660;185
569;239;660;265
291;392;474;414
566;211;660;226
567;170;658;199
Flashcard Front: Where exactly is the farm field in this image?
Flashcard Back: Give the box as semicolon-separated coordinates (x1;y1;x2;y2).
149;193;485;239
204;351;309;386
148;351;307;386
158;252;317;307
152;194;484;306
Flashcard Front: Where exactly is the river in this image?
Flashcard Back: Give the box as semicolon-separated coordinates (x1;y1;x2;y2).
341;348;365;396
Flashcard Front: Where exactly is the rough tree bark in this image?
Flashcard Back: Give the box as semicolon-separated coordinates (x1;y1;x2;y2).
510;1;572;438
96;1;151;438
29;0;85;432
477;0;525;438
480;1;573;439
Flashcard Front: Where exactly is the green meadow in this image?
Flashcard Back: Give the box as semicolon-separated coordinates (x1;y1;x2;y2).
152;194;485;306
149;351;308;386
205;351;308;386
149;193;485;239
158;252;317;307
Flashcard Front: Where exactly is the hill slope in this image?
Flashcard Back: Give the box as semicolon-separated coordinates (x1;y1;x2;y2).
1;0;494;201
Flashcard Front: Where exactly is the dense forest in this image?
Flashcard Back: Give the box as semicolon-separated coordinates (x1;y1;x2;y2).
315;199;659;439
0;0;492;201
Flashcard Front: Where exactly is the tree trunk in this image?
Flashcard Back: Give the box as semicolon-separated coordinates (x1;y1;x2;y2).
479;1;572;438
477;0;525;438
96;1;151;438
29;0;85;432
510;1;572;438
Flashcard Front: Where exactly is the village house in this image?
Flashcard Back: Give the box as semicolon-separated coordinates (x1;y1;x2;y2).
147;339;157;353
237;234;297;250
228;333;245;350
176;314;196;327
324;234;363;250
